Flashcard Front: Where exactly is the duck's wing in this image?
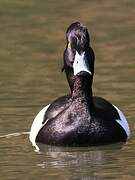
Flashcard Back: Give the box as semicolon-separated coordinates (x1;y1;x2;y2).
43;95;71;123
113;104;131;139
29;95;71;151
93;96;131;139
29;104;50;151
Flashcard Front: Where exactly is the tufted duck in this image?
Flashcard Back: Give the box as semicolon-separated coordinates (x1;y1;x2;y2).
29;22;130;149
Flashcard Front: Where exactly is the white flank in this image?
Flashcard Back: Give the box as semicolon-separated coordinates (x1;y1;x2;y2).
113;104;131;139
73;51;91;75
29;104;50;151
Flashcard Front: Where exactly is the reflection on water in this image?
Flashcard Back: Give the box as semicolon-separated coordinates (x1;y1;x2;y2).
37;145;106;179
0;0;135;179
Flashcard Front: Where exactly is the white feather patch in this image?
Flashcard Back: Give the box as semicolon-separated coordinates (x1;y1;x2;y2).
73;51;91;75
113;104;131;139
29;104;50;151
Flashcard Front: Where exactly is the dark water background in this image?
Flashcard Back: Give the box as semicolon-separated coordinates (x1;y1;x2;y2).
0;0;135;179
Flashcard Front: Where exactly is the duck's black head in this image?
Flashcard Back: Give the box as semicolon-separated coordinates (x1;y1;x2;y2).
62;22;95;91
66;22;90;55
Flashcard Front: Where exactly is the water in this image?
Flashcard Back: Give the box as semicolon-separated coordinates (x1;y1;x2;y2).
0;0;135;179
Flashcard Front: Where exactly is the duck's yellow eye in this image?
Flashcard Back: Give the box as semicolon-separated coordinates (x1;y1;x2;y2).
67;42;72;49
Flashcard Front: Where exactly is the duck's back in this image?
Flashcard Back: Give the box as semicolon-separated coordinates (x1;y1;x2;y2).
36;96;129;146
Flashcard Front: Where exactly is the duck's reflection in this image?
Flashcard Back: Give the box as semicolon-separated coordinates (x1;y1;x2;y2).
36;143;123;179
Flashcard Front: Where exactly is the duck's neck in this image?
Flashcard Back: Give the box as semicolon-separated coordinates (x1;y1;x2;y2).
63;47;95;93
72;73;94;110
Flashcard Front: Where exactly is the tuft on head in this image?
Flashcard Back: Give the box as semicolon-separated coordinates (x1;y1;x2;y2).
66;22;90;54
